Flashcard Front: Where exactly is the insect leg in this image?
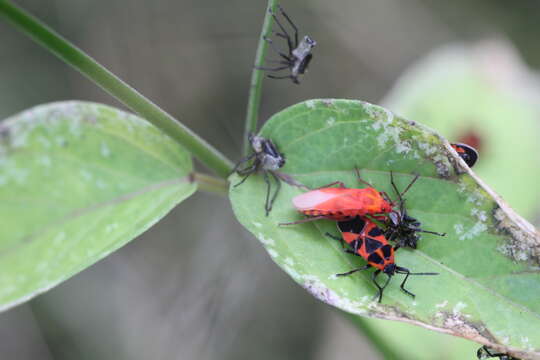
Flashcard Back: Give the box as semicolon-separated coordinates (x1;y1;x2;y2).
324;232;346;249
263;36;293;61
336;264;371;277
262;171;273;216
312;181;347;189
372;270;391;303
255;65;291;72
396;266;438;299
268;171;281;214
234;172;253;188
265;59;293;65
231;153;256;174
478;345;509;358
277;4;299;49
236;160;258;177
325;232;342;241
397;268;416;298
269;5;294;56
268;74;295;80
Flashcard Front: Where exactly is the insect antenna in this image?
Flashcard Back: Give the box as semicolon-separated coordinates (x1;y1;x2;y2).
415;229;446;237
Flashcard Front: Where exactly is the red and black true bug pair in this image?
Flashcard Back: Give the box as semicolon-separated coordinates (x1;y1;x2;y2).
282;170;444;302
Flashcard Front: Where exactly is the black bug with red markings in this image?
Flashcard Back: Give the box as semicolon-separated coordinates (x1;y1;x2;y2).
451;142;479;168
326;216;438;302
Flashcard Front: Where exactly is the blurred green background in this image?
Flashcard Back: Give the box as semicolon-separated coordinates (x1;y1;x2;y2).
1;0;539;359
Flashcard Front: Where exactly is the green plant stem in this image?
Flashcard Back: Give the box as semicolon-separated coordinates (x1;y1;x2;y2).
194;172;228;196
347;313;403;360
0;0;233;178
243;0;278;156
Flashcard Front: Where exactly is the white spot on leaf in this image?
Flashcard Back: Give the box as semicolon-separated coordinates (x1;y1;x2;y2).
100;141;111;157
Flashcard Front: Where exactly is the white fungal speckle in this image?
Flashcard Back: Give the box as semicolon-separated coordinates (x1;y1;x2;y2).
96;179;107;189
435;300;448;308
453;301;467;315
37;136;51;148
100;141;111;157
39;155;51;167
252;222;262;228
454;223;464;237
305;100;316;109
395;142;411;154
471;208;487;222
80;169;92;181
326;116;336;126
105;223;119;233
457;222;487;241
52;232;66;246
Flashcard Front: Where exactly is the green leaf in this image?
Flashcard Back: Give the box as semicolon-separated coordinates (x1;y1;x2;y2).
0;101;195;311
230;99;540;359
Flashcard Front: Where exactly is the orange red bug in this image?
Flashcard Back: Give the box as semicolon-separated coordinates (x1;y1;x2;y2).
280;169;394;226
326;216;438;302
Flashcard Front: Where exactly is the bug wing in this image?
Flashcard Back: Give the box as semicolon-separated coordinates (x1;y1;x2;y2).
292;188;351;211
293;188;381;214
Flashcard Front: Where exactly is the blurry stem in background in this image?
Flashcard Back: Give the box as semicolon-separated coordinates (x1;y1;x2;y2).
0;0;234;179
194;172;228;196
243;0;278;156
347;313;403;360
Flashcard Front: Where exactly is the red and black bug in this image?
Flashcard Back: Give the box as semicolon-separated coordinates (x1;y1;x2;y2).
477;346;520;360
451;143;479;168
232;133;285;215
382;172;445;249
326;216;438;302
